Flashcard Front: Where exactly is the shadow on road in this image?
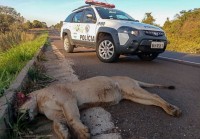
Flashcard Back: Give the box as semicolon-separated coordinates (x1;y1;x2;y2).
73;49;96;53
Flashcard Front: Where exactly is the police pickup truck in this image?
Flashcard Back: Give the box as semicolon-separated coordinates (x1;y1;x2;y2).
60;0;167;62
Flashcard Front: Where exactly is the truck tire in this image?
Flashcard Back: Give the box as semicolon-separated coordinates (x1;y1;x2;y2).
63;36;74;53
96;35;119;63
137;53;159;61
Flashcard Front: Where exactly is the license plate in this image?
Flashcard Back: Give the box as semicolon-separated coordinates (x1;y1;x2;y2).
151;42;164;49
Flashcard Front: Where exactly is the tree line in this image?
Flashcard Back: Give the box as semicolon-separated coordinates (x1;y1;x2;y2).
162;8;200;54
140;9;200;54
0;6;47;34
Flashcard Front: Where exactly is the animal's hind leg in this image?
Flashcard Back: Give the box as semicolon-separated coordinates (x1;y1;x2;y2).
123;87;181;117
53;121;71;139
62;101;90;139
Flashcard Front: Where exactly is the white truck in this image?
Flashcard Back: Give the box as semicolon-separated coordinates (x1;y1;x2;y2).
61;0;167;62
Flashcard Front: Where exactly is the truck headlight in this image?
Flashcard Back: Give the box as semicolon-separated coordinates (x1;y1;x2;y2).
118;26;139;36
131;30;139;36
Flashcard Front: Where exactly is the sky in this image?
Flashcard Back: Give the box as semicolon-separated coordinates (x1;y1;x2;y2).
1;0;200;26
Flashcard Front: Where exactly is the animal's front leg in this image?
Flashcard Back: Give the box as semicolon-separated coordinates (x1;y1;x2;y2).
123;87;182;117
42;109;71;139
53;121;71;139
62;102;90;139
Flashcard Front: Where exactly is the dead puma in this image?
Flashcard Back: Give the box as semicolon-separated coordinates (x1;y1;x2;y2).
20;76;181;139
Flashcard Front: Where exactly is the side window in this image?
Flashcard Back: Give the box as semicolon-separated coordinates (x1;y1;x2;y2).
73;11;83;23
83;9;96;23
65;13;74;22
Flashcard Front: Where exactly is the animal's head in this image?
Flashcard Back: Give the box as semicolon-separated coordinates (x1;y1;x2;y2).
19;93;38;121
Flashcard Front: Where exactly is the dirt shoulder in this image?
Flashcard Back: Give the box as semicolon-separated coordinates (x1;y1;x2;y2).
28;32;121;139
27;42;79;138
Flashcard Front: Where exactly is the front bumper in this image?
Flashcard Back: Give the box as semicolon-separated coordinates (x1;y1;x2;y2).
116;30;167;54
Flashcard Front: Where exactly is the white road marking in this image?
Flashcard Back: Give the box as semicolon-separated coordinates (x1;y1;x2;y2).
159;56;200;67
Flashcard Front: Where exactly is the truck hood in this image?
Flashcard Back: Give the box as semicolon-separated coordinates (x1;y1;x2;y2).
124;21;163;31
103;19;163;32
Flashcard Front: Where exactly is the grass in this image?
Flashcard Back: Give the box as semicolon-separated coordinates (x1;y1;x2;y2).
7;112;30;139
22;64;55;94
0;33;48;97
0;31;35;52
7;64;54;139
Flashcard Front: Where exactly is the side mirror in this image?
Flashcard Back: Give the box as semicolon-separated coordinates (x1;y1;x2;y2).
86;14;93;19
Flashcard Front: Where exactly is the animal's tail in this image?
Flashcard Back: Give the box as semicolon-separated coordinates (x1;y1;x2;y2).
138;81;175;90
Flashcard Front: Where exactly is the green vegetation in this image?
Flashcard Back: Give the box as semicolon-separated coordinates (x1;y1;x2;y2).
141;8;200;54
0;31;35;52
0;34;48;97
0;5;49;97
163;8;200;54
24;65;55;93
142;13;156;25
142;13;161;27
7;111;29;139
0;5;47;34
51;21;63;30
0;6;25;33
4;65;54;139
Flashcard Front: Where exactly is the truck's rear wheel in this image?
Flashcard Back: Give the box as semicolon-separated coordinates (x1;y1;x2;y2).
96;36;119;63
63;36;74;53
137;53;159;61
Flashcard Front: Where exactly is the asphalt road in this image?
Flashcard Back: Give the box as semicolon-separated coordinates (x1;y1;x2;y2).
50;30;200;139
159;51;200;67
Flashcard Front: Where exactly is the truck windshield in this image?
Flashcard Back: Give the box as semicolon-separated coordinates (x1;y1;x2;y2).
95;7;136;21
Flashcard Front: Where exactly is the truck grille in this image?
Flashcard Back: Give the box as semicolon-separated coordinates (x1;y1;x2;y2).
145;30;164;37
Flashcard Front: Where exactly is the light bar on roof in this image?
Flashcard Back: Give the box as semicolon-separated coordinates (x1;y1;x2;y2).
85;0;115;8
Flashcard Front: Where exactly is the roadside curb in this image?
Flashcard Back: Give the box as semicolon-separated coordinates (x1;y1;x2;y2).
158;56;200;68
0;45;46;137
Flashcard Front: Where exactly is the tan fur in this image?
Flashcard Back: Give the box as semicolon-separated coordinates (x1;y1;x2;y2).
20;76;181;139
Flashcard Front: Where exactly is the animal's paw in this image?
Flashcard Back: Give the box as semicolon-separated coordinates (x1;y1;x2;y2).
78;127;90;139
167;104;182;117
60;125;71;139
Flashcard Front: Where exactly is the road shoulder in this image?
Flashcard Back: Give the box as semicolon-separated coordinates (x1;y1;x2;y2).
31;41;121;138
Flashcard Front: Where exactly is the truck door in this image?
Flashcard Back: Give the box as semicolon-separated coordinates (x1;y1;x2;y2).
79;8;97;47
71;10;84;42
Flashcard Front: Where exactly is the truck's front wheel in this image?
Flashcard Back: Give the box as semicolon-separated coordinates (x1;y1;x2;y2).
96;36;119;63
63;36;74;53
